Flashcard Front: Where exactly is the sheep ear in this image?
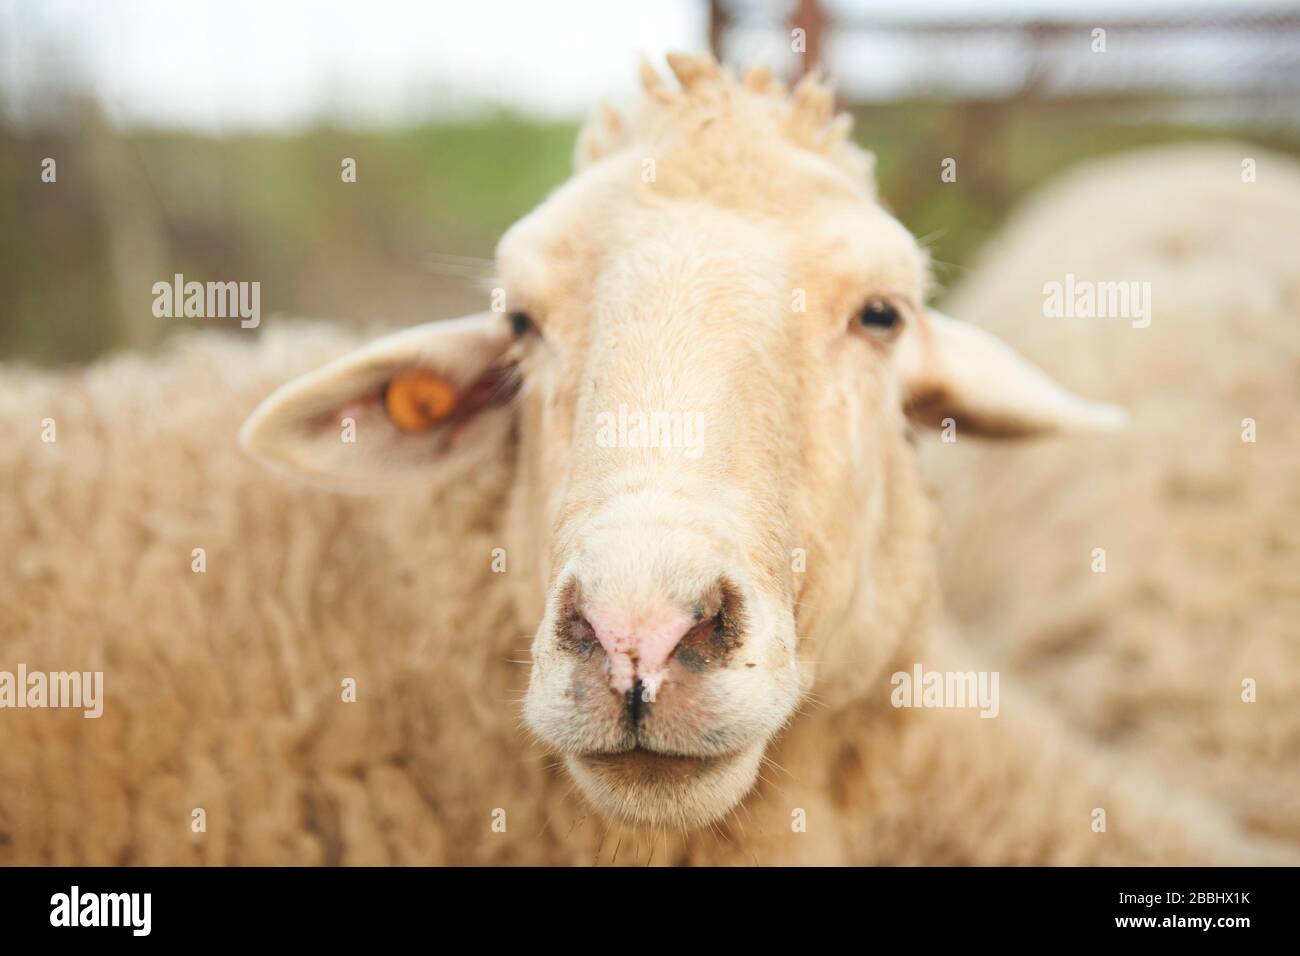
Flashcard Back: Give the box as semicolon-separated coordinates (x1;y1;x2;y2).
896;310;1126;438
240;313;517;492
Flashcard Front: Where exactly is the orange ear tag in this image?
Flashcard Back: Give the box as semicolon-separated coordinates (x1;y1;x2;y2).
384;370;458;433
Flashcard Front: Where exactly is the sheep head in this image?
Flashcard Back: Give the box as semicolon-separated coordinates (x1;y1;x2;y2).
241;52;1123;833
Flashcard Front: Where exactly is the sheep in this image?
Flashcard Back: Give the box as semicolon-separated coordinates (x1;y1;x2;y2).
0;54;1293;865
921;141;1300;849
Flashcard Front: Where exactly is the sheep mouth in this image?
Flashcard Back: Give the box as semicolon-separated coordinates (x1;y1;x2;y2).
576;747;723;778
564;743;766;829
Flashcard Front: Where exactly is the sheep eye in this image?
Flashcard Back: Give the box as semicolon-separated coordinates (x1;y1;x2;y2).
858;299;900;332
509;311;537;338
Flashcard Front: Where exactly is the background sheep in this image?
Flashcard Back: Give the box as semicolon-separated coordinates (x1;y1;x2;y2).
923;142;1300;850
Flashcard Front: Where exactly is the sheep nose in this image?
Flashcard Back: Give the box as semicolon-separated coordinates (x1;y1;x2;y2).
582;602;698;698
564;580;739;702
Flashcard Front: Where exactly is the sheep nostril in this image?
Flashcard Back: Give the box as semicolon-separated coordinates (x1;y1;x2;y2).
558;612;599;660
671;610;727;671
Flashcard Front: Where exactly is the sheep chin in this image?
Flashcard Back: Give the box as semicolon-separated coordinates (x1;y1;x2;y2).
564;741;766;832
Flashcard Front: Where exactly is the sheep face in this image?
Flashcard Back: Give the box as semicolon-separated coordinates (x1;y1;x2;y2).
240;53;1125;834
501;147;927;831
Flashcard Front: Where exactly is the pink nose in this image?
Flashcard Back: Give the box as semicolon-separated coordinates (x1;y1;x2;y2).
582;602;698;700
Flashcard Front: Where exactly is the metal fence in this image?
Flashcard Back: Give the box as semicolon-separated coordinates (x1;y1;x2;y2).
710;0;1300;127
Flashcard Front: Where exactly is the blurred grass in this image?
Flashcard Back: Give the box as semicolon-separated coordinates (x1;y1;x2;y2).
2;102;1298;365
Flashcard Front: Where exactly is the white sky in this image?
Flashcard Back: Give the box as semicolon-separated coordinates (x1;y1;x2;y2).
0;0;1294;130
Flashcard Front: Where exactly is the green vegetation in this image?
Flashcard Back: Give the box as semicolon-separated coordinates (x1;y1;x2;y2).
2;103;1296;365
